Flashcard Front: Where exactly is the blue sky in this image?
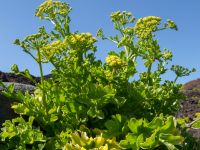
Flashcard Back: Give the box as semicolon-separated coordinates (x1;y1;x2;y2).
0;0;199;84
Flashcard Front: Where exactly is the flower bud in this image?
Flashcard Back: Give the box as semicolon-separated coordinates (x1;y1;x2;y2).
11;64;19;73
106;55;124;67
134;16;161;39
94;136;105;147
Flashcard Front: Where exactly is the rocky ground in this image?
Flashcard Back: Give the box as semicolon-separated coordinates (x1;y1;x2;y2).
0;71;51;124
177;78;200;121
177;78;200;140
0;71;51;85
1;71;200;139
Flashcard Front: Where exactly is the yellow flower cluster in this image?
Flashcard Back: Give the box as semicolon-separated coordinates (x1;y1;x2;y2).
111;11;135;25
35;0;70;19
104;70;113;80
134;16;161;39
162;50;172;60
18;33;49;50
40;40;66;59
63;131;120;150
106;55;124;67
64;33;97;51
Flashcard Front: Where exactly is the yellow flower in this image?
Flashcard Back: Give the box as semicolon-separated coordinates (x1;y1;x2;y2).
106;55;124;67
40;40;67;60
35;0;70;19
134;16;161;39
64;33;97;51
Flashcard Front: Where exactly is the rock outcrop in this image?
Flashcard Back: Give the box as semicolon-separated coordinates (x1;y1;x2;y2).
0;94;18;125
0;71;51;85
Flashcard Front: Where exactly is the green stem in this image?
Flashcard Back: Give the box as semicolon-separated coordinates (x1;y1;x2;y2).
84;51;87;60
156;27;167;32
24;49;37;62
53;18;66;39
37;49;48;114
186;117;200;129
19;72;37;85
38;50;44;84
64;16;71;36
121;25;130;62
50;59;57;68
22;49;39;85
147;63;152;85
173;76;179;85
108;37;118;44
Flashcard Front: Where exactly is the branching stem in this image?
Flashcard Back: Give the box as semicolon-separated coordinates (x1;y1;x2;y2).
37;49;48;114
186;117;200;129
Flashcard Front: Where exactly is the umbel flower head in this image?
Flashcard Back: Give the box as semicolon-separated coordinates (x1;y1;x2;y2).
106;55;124;68
134;16;161;39
40;40;67;60
35;0;71;20
14;28;50;51
165;19;178;31
64;33;97;51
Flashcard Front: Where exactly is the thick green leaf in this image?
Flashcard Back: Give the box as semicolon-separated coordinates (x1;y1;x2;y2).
146;115;163;130
87;107;104;119
50;114;58;122
160;116;176;134
159;133;184;146
120;133;139;149
104;120;121;138
11;103;30;115
104;114;127;138
140;130;159;149
161;142;179;150
128;118;143;134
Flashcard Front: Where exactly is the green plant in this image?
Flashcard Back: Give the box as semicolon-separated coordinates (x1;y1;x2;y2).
0;117;45;150
119;114;183;149
63;130;121;150
0;0;197;149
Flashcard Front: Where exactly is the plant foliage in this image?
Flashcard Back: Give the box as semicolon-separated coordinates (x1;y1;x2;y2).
0;0;198;149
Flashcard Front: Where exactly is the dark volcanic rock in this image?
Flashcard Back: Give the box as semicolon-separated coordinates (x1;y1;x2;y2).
0;82;35;126
0;82;36;93
183;78;200;91
176;79;200;140
0;71;51;126
0;94;18;125
0;71;37;85
177;80;200;121
176;93;200;120
0;71;52;85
